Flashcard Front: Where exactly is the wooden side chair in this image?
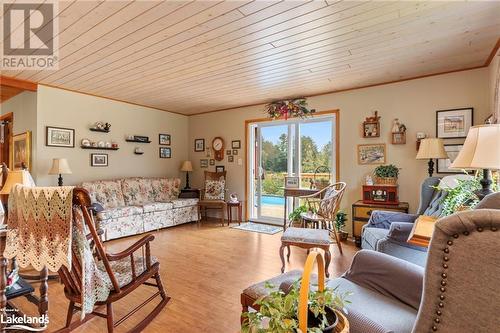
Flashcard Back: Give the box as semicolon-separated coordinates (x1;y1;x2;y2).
197;171;227;226
60;188;170;332
279;182;346;277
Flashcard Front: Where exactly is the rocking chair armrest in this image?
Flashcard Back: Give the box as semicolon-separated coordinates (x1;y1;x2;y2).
106;234;155;261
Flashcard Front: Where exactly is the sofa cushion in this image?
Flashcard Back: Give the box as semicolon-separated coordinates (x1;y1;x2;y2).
142;202;173;213
243;270;304;301
281;227;330;245
97;206;144;220
81;180;125;209
362;227;389;250
149;178;181;202
121;177;150;206
170;198;198;208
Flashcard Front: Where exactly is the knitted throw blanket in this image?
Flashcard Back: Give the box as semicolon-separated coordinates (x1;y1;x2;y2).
4;185;111;318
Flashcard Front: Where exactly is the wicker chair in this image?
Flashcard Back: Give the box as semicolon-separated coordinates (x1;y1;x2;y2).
197;171;227;226
60;188;170;332
280;182;346;277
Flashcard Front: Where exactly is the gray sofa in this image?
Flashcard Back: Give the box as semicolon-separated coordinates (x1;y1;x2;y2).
361;176;456;266
242;194;500;332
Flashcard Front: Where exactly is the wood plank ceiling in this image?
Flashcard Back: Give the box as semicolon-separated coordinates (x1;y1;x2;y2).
2;1;500;115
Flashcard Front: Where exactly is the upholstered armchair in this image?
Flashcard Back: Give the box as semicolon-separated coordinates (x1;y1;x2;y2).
361;175;469;266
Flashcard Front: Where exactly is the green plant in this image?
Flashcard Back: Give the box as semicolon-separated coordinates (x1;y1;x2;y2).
334;211;348;232
289;205;308;222
374;164;399;178
242;280;351;333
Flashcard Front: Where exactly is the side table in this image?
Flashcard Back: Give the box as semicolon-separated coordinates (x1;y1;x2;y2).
226;201;243;226
179;188;200;199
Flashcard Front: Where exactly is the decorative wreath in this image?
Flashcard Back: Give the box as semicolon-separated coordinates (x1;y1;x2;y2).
265;98;316;120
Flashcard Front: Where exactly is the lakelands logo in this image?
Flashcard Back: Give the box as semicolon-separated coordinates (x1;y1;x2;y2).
1;308;49;331
1;1;59;70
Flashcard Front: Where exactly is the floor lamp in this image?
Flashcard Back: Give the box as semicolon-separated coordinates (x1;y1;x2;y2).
450;124;500;199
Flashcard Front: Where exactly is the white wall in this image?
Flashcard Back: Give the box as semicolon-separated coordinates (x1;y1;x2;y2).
0;90;38;171
35;85;189;186
188;68;490;231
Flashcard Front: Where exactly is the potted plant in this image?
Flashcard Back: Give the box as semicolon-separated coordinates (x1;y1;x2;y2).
242;280;351;333
288;205;309;227
374;164;399;185
334;211;348;242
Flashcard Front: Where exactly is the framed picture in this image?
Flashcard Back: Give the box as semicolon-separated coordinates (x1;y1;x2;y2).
232;149;238;155
226;150;232;155
46;126;75;148
159;147;171;158
159;134;171;145
200;159;208;168
285;176;299;189
91;153;108;167
437;144;463;174
436;108;473;139
232;140;241;149
228;155;234;162
215;166;225;173
209;159;215;165
194;139;205;152
357;144;386;165
11;131;31;171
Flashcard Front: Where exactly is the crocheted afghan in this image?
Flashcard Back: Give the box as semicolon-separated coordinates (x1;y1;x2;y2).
4;185;111;318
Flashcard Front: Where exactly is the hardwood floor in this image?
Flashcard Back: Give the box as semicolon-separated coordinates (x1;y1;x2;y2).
11;220;357;333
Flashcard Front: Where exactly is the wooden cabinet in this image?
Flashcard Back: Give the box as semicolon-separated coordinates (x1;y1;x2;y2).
351;200;409;247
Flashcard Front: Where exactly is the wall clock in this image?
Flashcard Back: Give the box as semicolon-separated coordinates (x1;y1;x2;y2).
212;137;225;161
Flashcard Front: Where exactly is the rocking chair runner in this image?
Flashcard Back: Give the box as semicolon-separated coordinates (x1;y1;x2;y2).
60;188;170;332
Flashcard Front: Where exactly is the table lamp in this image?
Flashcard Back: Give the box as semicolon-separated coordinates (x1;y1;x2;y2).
416;138;448;177
450;124;500;199
0;169;36;211
48;158;72;186
180;160;193;189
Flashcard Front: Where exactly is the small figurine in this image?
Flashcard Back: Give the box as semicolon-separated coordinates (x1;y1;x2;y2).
399;123;407;133
392;118;401;133
365;175;374;185
365;110;381;122
230;193;239;203
104;122;111;131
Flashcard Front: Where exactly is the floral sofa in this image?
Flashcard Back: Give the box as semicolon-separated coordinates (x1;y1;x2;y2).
81;177;198;241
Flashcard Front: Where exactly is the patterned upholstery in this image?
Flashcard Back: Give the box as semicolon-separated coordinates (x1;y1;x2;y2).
98;255;158;288
82;177;197;241
281;227;330;245
242;270;304;301
97;205;144;220
204;179;225;200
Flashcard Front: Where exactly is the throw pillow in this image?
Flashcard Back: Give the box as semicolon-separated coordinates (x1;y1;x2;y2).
205;179;225;200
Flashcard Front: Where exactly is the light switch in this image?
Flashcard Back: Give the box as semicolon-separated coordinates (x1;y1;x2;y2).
238;158;242;166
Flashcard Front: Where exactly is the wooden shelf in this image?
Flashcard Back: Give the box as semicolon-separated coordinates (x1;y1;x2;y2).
134;152;144;155
81;146;119;150
89;128;110;133
125;139;151;143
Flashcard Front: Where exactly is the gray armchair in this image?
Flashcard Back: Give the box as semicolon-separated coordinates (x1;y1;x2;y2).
361;177;445;266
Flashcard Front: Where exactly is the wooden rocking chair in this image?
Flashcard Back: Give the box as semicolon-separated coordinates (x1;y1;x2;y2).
59;188;170;332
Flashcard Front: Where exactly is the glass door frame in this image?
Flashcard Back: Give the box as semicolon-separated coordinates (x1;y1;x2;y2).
246;112;338;225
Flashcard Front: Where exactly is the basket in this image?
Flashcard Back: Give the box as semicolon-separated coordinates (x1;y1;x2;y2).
298;252;350;333
375;176;397;185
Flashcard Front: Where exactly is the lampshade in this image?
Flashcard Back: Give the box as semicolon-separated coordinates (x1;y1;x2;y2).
416;138;448;160
0;170;36;194
48;158;72;175
180;160;193;172
450;124;500;170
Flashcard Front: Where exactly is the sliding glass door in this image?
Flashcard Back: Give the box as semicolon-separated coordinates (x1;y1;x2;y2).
248;114;337;225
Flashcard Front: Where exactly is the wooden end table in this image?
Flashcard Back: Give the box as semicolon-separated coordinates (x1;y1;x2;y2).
226;201;243;226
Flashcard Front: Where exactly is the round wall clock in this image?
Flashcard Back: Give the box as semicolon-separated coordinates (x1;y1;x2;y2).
212;137;225;161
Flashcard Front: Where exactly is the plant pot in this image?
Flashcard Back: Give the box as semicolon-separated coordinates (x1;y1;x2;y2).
375;176;397;185
338;231;348;242
307;307;338;332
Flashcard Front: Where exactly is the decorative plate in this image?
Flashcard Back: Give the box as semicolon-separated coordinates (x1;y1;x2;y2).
98;140;105;148
81;138;91;147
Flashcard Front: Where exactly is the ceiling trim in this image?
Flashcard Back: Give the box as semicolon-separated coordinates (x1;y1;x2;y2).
0;75;37;91
484;37;500;67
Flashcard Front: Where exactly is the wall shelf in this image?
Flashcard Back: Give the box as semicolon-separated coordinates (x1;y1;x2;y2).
81;146;119;150
90;128;110;133
125;139;151;143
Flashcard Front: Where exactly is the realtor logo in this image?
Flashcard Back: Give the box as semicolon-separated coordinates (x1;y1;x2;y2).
1;1;58;70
